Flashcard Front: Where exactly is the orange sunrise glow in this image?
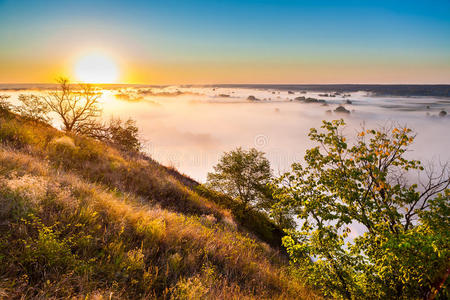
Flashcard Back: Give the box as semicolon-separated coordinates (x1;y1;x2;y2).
0;1;449;298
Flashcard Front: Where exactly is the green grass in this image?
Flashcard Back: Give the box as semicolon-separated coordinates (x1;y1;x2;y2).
0;110;320;299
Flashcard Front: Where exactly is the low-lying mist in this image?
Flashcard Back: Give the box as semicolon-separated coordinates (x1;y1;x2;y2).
4;86;449;182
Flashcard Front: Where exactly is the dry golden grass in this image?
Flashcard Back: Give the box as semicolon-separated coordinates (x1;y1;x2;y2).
0;111;230;220
0;110;321;299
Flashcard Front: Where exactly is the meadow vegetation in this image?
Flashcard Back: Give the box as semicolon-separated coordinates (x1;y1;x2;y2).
0;92;316;299
2;83;447;299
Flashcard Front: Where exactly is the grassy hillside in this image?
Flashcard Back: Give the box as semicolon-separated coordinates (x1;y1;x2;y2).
0;110;319;299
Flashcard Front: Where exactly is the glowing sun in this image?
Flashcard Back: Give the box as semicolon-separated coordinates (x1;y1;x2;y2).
74;52;119;83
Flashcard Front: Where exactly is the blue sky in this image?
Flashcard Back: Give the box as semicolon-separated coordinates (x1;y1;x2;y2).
1;0;449;83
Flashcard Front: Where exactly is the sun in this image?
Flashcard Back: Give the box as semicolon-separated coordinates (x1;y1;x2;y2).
74;52;119;83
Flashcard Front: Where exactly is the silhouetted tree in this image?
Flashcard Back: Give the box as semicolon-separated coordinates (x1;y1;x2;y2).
43;78;102;133
104;117;141;152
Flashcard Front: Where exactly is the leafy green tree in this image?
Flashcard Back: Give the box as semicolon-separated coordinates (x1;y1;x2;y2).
271;119;449;299
207;147;273;213
15;94;50;122
207;147;295;228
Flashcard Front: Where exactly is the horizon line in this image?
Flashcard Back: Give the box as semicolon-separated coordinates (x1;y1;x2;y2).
1;82;450;86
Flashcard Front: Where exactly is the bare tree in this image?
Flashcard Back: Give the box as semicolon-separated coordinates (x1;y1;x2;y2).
42;78;102;133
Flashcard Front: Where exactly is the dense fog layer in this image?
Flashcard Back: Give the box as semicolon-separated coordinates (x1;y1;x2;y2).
3;86;449;182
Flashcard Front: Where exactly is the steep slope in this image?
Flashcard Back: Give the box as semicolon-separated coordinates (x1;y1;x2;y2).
0;111;320;299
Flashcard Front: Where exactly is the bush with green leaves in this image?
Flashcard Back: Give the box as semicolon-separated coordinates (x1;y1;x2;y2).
271;119;449;299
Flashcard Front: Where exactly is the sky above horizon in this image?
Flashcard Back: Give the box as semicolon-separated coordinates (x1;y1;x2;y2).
1;0;449;84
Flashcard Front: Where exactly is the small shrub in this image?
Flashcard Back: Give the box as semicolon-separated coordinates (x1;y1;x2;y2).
126;248;145;272
0;185;34;220
106;117;141;152
51;136;76;149
48;136;78;165
171;275;209;299
168;252;183;274
135;217;166;243
170;264;218;300
47;135;106;169
0;119;37;147
15;94;50;122
206;147;294;229
21;217;79;276
0;94;11;112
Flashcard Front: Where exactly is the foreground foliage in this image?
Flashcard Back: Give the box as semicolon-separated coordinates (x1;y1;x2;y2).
271;119;449;299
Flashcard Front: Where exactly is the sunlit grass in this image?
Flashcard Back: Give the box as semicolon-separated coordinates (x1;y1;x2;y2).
0;110;320;299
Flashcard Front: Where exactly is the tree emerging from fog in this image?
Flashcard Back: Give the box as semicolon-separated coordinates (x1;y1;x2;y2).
101;117;141;152
206;147;295;228
42;78;102;134
271;119;449;299
207;147;273;213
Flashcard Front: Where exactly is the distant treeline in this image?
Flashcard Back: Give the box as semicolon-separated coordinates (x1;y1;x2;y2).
212;84;450;97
